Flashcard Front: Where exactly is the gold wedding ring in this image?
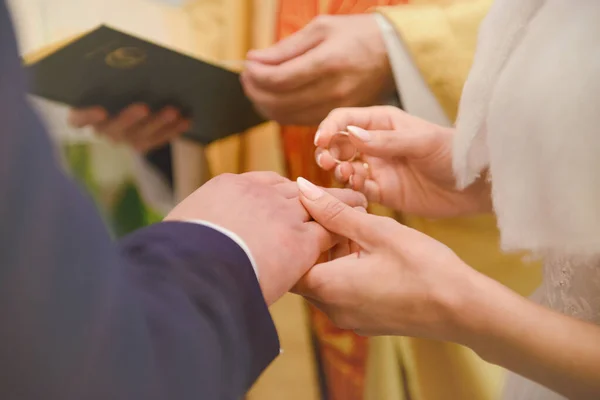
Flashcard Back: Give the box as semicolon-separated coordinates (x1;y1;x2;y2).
329;131;359;164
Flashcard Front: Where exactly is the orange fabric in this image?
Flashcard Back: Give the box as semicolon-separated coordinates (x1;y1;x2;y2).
276;2;407;399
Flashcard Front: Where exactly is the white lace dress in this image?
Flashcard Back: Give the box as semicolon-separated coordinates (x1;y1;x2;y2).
503;256;600;399
452;0;600;398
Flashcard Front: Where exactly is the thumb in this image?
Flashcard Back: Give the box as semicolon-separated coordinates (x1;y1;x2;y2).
297;177;378;250
247;23;324;65
345;125;438;159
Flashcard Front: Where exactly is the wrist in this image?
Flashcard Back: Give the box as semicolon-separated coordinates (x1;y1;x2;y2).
436;265;503;346
446;269;526;359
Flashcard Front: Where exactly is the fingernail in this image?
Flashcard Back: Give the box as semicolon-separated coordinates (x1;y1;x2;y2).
315;151;323;168
347;125;370;142
314;130;321;146
334;165;343;182
348;175;354;187
355;206;367;214
297;177;324;200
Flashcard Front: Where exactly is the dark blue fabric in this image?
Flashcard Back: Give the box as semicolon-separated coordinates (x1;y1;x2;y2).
0;2;279;398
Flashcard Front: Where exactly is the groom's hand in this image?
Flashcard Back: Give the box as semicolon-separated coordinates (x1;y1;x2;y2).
166;171;367;305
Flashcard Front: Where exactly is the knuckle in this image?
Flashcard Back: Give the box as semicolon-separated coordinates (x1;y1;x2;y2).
311;15;333;30
326;107;351;122
261;73;281;87
322;200;347;222
215;173;239;186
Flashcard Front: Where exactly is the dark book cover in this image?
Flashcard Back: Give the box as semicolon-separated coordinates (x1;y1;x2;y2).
24;25;266;145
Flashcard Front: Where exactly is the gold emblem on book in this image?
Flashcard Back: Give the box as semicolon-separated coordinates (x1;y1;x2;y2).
105;46;146;69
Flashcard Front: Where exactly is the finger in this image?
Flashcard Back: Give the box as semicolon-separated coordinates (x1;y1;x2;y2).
135;119;190;153
279;183;368;208
301;221;337;262
241;171;289;186
324;188;367;209
281;185;367;224
99;104;150;142
241;69;335;121
348;161;369;192
329;240;350;261
246;21;324;65
315;106;399;148
315;148;337;171
68;107;108;128
333;162;354;184
145;118;191;151
243;45;330;92
297;177;379;248
362;179;382;204
345;125;440;160
293;254;358;301
128;108;184;152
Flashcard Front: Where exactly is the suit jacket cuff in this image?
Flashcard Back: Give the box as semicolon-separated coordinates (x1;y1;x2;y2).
122;221;280;387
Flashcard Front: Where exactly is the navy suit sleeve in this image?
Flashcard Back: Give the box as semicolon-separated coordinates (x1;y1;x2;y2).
0;2;279;399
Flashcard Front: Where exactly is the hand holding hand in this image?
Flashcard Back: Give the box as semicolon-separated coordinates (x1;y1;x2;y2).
315;106;492;218
294;178;485;340
68;104;190;153
165;172;367;305
241;14;394;125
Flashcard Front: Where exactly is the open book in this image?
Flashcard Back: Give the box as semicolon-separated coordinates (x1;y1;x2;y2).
23;25;265;145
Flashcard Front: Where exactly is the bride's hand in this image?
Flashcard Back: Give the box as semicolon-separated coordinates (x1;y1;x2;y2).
295;178;600;399
314;106;491;218
294;177;486;339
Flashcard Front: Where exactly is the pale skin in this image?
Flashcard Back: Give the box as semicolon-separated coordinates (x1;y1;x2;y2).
165;172;367;305
242;14;394;126
165;171;366;306
294;106;600;399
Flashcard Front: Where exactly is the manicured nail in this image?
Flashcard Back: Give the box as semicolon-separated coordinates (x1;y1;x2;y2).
297;177;324;200
315;151;323;168
334;165;343;182
314;130;321;146
347;125;370;142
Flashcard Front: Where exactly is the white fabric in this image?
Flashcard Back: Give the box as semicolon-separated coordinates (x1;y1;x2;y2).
453;1;600;399
453;0;600;256
375;13;451;127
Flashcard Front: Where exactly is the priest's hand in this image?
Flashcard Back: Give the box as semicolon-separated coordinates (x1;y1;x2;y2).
68;104;190;153
165;171;367;306
314;106;492;218
241;14;394;126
